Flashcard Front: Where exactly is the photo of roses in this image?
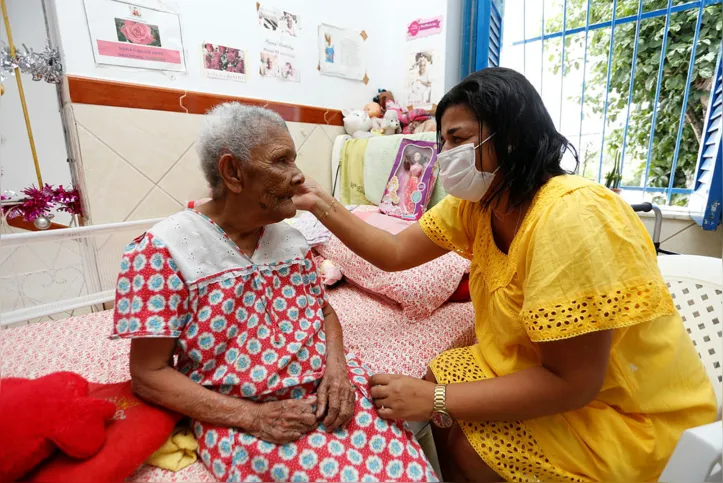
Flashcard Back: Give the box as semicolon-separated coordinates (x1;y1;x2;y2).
115;18;161;47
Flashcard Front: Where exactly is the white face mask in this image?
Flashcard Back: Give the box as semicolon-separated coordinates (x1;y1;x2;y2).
438;132;498;201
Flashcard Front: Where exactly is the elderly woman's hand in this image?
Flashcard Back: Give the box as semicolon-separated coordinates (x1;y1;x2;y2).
316;358;355;432
249;397;319;444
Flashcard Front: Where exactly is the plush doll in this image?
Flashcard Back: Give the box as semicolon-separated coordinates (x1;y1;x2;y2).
319;259;343;286
0;372;116;483
341;108;373;138
380;109;401;135
364;102;382;119
414;118;437;133
373;89;395;115
404;109;432;134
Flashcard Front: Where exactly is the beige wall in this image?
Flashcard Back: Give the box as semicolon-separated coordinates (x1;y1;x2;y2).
640;216;722;258
64;103;344;226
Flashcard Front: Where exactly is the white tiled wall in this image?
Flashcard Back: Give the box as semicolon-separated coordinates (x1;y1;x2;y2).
66;103;344;226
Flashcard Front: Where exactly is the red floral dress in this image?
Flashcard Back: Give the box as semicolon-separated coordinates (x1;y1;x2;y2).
112;210;437;482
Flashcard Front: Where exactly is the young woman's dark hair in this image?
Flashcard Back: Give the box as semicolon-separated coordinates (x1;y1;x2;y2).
435;67;578;210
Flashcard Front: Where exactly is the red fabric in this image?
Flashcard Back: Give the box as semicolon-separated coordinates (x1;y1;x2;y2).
448;274;471;302
0;372;116;483
29;381;181;483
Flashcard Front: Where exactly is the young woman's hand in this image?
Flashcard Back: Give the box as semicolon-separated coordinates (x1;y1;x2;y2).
249;397;318;444
292;177;327;212
370;374;435;421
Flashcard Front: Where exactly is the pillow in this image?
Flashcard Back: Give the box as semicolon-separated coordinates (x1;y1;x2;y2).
316;210;470;319
29;381;181;483
0;372;116;483
379;139;438;221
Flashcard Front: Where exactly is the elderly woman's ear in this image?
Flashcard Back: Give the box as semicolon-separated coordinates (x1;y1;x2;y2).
218;153;244;194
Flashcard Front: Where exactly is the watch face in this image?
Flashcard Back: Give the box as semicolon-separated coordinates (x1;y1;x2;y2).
431;411;453;429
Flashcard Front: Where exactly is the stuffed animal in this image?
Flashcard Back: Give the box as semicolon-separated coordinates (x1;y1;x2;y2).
341;108;373;138
380;109;401;135
364;102;382;119
319;259;343;286
0;372;116;483
414;118;437;133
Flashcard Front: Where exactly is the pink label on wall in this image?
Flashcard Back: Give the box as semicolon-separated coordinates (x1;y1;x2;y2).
97;40;182;64
406;16;444;40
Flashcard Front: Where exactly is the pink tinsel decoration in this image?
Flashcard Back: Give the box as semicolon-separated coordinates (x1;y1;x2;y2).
53;185;82;215
2;183;83;222
19;184;55;222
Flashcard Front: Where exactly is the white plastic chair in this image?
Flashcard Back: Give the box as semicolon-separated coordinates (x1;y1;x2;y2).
659;255;723;483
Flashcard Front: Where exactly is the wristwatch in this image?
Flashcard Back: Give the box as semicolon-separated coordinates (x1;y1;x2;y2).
430;384;453;428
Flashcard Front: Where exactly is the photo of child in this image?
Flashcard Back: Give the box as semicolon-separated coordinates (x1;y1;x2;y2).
324;33;335;63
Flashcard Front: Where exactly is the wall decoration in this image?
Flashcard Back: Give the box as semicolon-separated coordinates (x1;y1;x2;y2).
406;16;444;41
0;42;63;84
203;43;246;82
259;39;299;82
257;4;300;38
318;23;367;82
83;0;186;72
406;49;436;109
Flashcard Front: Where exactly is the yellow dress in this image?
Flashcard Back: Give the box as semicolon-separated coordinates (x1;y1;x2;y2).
420;175;717;482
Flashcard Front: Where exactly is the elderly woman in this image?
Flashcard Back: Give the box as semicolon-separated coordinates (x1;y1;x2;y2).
292;68;717;482
112;103;436;482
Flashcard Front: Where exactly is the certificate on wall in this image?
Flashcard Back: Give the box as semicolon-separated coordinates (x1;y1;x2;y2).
83;0;186;72
318;24;366;81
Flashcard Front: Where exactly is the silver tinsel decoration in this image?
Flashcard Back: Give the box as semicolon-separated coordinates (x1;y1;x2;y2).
0;42;62;84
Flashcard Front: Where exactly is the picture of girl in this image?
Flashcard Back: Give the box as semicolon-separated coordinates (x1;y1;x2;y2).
407;51;433;106
324;33;335;63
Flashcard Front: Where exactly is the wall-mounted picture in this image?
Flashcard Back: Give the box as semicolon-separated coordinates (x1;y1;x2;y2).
203;43;246;82
260;39;300;82
115;18;161;47
406;50;435;108
318;23;366;81
84;0;186;72
257;4;300;38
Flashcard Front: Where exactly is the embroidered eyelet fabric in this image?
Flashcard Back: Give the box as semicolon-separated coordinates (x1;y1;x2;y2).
430;347;586;483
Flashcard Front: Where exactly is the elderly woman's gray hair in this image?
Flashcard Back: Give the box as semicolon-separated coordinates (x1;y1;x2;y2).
197;102;287;197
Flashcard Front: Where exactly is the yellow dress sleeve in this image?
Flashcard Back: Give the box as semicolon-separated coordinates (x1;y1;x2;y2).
520;185;676;342
419;195;476;259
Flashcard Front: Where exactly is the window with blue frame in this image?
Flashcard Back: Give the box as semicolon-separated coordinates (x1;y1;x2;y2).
467;0;723;228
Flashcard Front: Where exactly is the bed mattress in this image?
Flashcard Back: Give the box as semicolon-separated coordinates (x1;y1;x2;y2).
1;283;475;482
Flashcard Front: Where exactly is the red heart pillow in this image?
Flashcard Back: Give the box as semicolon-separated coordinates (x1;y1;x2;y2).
0;372;116;483
29;380;182;483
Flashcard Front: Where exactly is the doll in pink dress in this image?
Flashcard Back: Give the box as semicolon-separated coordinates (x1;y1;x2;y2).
403;152;426;214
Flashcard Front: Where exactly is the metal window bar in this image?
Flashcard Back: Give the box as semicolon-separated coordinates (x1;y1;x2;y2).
510;0;721;201
642;0;675;197
667;3;706;203
618;0;645;177
597;0;620;183
576;0;592;161
558;0;568;130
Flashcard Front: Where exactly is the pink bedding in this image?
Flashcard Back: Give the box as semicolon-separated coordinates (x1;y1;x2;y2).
1;283;475;482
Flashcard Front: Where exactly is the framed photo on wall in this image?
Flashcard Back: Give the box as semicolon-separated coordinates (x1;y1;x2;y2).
83;0;187;72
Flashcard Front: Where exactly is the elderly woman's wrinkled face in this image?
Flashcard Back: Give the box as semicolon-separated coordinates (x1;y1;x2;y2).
240;124;304;221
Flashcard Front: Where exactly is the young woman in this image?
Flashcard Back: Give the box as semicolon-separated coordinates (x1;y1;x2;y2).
293;68;717;482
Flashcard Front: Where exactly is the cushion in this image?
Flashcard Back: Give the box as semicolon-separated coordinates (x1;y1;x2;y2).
0;372;116;483
29;381;181;483
378;139;439;221
316;209;470;319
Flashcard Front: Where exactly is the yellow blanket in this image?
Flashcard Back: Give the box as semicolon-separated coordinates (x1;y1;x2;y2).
145;427;198;472
339;138;372;205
